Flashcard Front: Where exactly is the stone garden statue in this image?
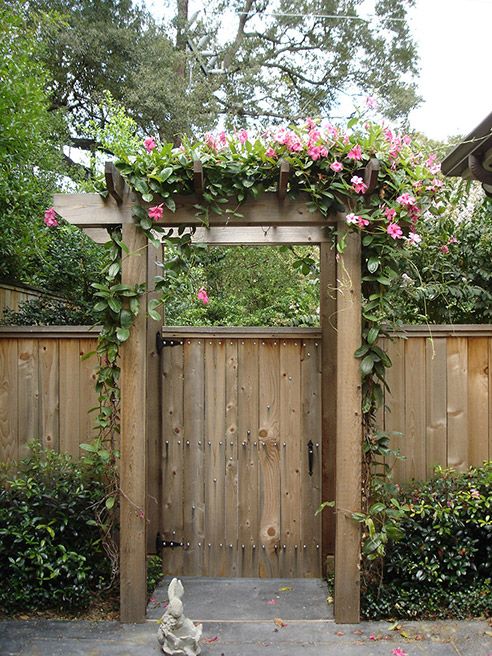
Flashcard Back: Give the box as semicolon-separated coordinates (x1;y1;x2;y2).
157;578;203;656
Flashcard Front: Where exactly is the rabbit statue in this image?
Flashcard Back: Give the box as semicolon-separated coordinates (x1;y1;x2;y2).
157;578;203;656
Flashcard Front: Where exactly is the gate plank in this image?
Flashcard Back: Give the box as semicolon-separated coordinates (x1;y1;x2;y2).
300;338;322;577
280;339;302;577
385;338;406;483
258;339;281;578
161;344;185;576
224;339;239;576
183;338;205;575
204;339;226;576
237;338;259;576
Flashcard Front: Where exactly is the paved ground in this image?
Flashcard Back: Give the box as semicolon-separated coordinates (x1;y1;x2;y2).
0;578;490;655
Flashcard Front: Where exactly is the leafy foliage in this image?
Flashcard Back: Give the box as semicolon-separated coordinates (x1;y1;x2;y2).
164;245;320;326
362;462;492;619
0;297;97;326
0;443;113;611
387;195;492;324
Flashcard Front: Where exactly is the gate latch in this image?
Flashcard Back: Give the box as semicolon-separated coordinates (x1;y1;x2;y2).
156;532;183;552
307;440;314;476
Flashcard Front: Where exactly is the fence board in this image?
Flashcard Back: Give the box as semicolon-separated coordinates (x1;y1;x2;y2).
425;338;447;475
0;340;18;462
468;338;489;466
17;339;39;459
403;338;427;481
447;338;469;470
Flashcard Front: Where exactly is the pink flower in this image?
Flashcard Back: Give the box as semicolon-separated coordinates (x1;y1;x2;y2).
237;128;248;144
346;213;368;228
307;128;322;145
308;145;323;161
403;135;412;145
440;245;449;254
365;95;378;110
392;649;408;656
148;204;164;221
217;131;227;148
43;207;58;227
387;223;403;239
347;144;363;161
305;117;317;130
351;175;368;194
470;488;480;499
330;161;343;172
324;124;338;140
397;193;416;206
197;287;209;304
144;137;156;153
448;235;458;244
205;132;217;150
369;633;376;640
408;232;422;245
384;207;397;221
265;147;277;158
384;127;394;142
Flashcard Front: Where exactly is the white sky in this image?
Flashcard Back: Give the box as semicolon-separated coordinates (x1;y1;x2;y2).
145;0;492;142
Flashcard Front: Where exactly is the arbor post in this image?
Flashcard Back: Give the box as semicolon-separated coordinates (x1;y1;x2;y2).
334;220;362;623
120;222;149;623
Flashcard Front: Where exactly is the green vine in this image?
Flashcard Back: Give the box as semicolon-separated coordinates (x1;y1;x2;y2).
46;108;451;580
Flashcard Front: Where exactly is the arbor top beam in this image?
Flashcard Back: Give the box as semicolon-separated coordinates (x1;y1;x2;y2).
53;191;338;229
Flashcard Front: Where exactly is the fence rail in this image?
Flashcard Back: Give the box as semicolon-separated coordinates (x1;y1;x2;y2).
1;325;491;481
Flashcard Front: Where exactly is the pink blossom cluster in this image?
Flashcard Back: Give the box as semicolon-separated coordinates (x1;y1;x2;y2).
273;127;303;153
346;213;369;228
197;287;209;304
148;204;164;221
44;207;58;227
205;131;228;151
144;137;157;153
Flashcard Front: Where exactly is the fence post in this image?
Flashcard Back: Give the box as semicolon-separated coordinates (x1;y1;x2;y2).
334;220;362;623
120;222;149;623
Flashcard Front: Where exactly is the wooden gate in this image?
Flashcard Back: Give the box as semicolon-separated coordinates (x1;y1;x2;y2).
160;327;323;578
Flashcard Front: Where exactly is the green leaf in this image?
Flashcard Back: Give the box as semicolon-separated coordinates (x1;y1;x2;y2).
105;496;116;510
367;326;379;345
360;354;375;375
108;297;122;313
367;257;380;274
116;327;130;342
164;196;176;212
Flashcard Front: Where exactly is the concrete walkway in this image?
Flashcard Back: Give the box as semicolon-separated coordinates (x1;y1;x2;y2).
0;578;490;655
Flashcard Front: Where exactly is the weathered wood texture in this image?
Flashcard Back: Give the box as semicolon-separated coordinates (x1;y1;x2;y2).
160;332;323;578
0;282;64;319
119;225;149;623
334;226;362;623
380;334;492;480
0;332;98;463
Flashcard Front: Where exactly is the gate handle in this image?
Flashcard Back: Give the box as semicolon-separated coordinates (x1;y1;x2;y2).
307;440;314;476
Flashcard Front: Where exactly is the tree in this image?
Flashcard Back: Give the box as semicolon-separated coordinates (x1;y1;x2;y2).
0;2;107;315
27;0;419;156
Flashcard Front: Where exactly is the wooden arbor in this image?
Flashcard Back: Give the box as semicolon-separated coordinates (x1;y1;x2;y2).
53;164;362;624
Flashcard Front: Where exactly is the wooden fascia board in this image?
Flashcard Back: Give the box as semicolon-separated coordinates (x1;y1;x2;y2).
441;111;492;177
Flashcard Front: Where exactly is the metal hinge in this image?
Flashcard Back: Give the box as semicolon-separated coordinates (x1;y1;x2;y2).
156;532;184;552
156;331;183;355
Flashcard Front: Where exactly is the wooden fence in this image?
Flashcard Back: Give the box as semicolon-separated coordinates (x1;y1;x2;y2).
0;326;99;462
0;281;64;319
383;325;492;483
1;325;491;480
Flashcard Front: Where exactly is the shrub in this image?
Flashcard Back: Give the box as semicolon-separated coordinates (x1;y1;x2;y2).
1;297;97;326
362;462;492;620
0;443;112;612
